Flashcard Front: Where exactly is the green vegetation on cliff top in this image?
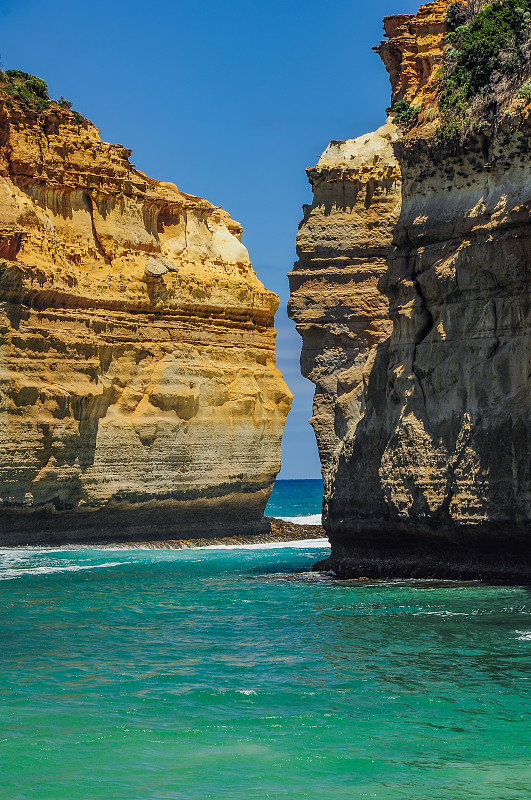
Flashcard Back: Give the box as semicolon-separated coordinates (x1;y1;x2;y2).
438;0;531;140
0;69;85;121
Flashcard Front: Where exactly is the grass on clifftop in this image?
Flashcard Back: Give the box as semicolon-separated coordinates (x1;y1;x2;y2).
0;69;85;121
438;0;531;140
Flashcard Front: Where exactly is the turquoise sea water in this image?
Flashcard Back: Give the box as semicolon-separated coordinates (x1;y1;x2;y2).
1;483;530;799
265;479;323;519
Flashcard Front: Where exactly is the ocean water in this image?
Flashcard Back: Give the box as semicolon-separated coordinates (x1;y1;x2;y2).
265;478;323;524
0;485;530;799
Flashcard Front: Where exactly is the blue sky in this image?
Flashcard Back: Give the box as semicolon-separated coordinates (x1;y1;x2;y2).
0;0;421;478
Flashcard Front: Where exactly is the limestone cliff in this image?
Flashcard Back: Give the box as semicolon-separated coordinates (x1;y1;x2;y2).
0;74;291;544
289;0;531;580
288;120;400;494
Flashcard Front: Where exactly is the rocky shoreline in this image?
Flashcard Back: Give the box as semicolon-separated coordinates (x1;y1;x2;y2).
115;517;326;550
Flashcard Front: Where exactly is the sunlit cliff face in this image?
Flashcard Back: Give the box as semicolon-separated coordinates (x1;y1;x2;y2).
0;86;292;543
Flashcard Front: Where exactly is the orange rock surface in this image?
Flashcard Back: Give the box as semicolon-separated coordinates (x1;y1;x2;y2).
375;0;448;108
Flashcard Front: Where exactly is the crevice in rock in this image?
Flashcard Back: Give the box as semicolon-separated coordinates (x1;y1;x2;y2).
85;192;111;265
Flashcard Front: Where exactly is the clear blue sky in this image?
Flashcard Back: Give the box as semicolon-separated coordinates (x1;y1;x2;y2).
0;0;421;478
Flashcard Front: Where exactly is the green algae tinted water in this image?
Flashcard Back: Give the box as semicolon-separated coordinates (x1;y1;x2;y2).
1;542;530;800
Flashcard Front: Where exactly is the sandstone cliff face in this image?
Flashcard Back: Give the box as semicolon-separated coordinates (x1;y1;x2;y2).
289;0;531;579
0;89;291;543
374;0;448;109
288;120;401;493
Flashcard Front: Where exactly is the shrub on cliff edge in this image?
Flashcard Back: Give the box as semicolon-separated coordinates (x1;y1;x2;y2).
392;99;422;126
517;79;531;96
2;69;52;112
0;69;85;122
438;0;531;140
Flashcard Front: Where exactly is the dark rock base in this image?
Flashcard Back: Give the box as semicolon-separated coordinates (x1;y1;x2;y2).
0;496;326;547
0;492;274;546
314;526;531;583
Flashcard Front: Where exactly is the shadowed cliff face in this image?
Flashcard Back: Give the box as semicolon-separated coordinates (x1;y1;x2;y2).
289;0;531;580
0;87;292;543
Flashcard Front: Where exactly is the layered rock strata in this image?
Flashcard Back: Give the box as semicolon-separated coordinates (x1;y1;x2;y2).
0;90;291;544
288;120;401;496
289;0;531;580
374;0;448;109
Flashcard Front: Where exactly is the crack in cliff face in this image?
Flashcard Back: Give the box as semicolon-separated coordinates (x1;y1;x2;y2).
85;192;112;265
410;274;435;415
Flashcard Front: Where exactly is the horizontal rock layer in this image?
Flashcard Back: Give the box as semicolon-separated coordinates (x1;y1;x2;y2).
0;91;291;543
290;0;531;580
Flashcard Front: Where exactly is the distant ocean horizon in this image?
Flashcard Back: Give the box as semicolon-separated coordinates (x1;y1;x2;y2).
265;478;323;525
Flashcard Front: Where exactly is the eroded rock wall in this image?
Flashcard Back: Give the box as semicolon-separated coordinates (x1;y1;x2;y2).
288;120;401;499
290;0;531;579
0;95;291;543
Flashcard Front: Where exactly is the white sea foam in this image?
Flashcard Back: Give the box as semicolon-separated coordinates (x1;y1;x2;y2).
515;631;531;641
276;514;322;525
188;538;329;552
0;561;125;581
414;610;471;617
0;531;330;563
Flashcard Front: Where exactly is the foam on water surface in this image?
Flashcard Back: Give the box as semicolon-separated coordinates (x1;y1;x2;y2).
0;560;126;580
276;513;322;525
0;542;529;800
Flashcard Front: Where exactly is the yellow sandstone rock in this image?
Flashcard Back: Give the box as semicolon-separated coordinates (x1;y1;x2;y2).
375;0;448;111
288;119;401;489
0;86;292;543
